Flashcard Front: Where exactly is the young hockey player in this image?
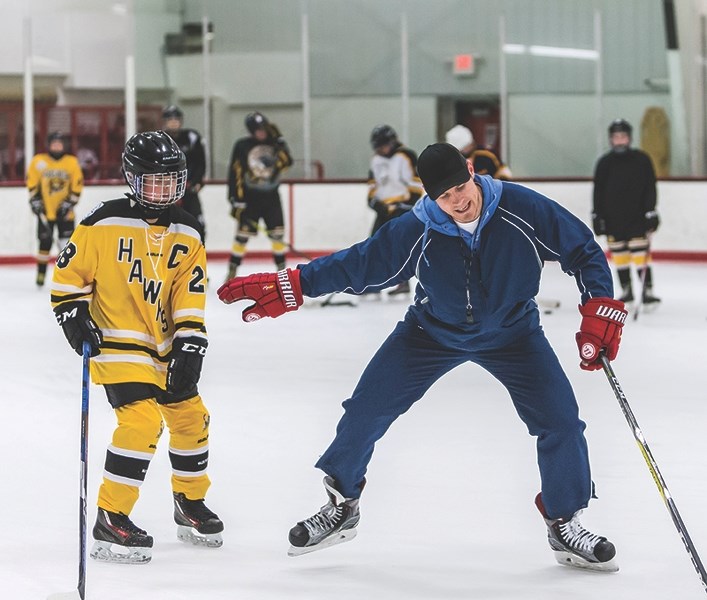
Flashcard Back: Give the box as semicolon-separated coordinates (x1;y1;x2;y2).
225;111;293;281
26;131;84;286
445;123;512;180
51;131;223;563
366;124;424;296
592;118;661;306
162;105;208;240
218;142;626;572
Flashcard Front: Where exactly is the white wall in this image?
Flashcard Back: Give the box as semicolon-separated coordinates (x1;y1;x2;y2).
509;94;674;177
2;180;706;261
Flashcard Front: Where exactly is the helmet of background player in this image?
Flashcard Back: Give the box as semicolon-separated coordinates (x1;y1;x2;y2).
245;111;268;135
370;124;397;151
47;131;67;160
122;130;187;216
445;125;474;156
162;105;184;132
608;118;632;153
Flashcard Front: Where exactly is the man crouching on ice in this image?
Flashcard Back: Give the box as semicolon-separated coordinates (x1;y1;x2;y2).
218;142;626;571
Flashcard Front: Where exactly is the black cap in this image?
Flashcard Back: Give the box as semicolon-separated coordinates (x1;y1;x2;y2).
417;143;471;200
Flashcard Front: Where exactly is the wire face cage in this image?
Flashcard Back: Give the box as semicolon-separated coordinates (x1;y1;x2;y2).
126;169;187;209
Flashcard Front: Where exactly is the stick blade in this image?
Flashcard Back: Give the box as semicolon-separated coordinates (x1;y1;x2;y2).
47;591;82;600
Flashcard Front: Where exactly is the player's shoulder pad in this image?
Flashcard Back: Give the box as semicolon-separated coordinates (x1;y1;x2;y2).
396;146;418;164
80;197;132;226
169;204;205;244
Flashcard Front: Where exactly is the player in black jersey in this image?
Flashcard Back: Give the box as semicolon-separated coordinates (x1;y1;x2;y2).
163;105;208;240
225;111;293;281
593;119;660;306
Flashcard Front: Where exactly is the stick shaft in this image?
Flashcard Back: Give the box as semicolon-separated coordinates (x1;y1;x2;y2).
78;342;91;600
600;355;707;593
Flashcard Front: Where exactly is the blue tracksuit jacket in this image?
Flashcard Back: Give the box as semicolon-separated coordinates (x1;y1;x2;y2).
299;175;612;350
298;175;613;518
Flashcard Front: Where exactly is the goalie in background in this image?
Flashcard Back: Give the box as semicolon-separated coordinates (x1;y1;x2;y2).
218;142;627;572
26;131;84;287
225;111;293;282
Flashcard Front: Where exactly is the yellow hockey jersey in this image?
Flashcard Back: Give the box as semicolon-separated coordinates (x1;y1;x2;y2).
50;197;207;387
26;153;84;220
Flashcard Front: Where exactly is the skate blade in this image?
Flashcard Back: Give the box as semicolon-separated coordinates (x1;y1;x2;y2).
90;540;151;564
640;301;660;313
287;527;357;557
177;524;223;548
553;550;619;572
47;592;81;599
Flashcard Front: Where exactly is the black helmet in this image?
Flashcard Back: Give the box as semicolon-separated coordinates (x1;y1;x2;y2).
370;124;397;149
47;131;67;158
245;111;268;134
608;118;632;137
47;130;66;146
162;105;184;121
122;130;187;212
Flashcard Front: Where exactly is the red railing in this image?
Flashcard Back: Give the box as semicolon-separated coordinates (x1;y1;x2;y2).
0;102;162;182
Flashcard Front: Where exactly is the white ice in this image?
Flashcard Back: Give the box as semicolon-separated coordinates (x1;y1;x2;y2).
3;260;707;599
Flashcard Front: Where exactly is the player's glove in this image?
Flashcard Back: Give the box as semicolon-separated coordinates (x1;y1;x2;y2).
575;297;627;371
29;195;45;216
368;197;389;217
229;198;246;220
591;213;606;236
644;210;660;233
56;199;77;221
167;336;207;395
265;122;282;140
54;301;103;357
217;268;304;322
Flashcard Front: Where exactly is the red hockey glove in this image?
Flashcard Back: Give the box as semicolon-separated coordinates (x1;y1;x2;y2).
217;268;303;322
575;297;627;371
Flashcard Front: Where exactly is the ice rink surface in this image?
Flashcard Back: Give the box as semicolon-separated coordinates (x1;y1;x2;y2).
3;259;707;599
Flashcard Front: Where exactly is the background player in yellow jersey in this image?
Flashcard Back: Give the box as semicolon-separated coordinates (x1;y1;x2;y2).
26;131;84;287
50;131;223;564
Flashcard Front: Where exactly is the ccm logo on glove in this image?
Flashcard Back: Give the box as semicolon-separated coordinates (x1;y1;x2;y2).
53;300;103;357
575;297;627;371
217;268;304;322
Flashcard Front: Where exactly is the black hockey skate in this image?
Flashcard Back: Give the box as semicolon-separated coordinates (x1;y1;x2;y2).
173;492;224;548
90;508;153;564
288;476;360;556
535;493;618;572
618;283;634;304
641;286;661;307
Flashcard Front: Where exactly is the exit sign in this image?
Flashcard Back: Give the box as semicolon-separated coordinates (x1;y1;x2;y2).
453;53;475;76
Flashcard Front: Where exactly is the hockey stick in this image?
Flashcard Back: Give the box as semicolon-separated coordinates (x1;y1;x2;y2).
633;233;653;322
38;212;51;231
48;341;91;600
600;354;707;593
